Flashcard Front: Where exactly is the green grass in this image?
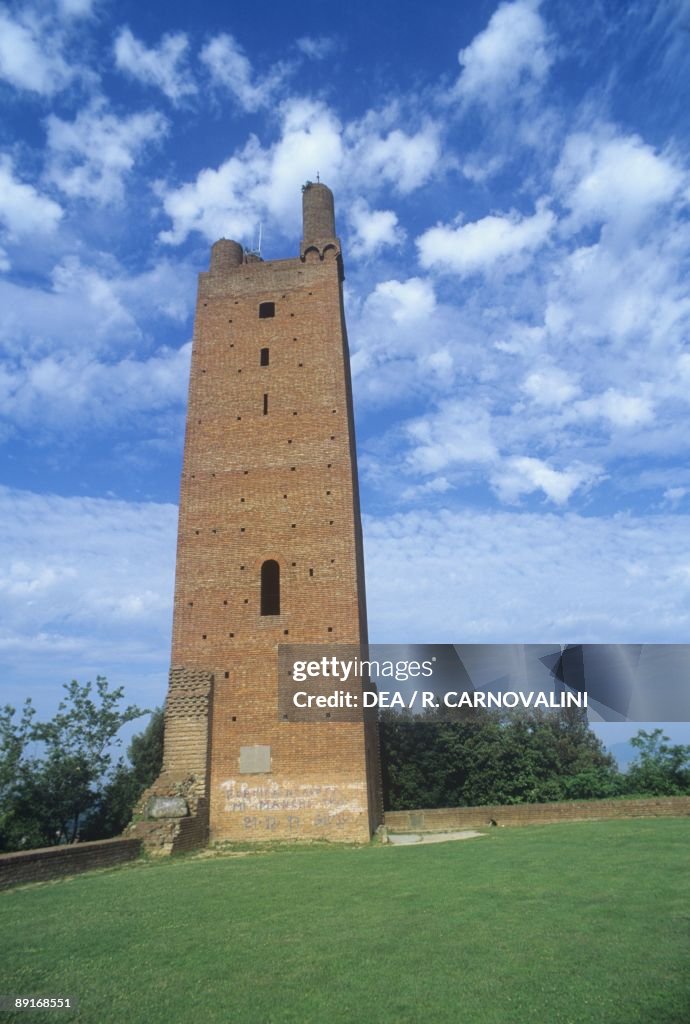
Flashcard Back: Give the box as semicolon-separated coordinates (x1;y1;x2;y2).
1;819;689;1024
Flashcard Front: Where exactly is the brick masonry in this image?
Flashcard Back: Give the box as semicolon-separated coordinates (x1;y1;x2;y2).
384;795;690;832
137;184;383;850
0;838;142;891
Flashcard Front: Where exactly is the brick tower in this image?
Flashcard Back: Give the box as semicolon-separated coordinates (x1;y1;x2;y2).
133;183;382;851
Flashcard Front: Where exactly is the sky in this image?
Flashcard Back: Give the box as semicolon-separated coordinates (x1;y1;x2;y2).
1;0;690;747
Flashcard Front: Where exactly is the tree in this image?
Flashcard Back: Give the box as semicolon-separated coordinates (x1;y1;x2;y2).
80;708;164;841
0;677;145;852
623;729;690;796
379;706;621;810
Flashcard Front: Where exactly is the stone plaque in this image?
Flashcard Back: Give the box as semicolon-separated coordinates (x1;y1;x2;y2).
147;796;189;819
239;745;271;774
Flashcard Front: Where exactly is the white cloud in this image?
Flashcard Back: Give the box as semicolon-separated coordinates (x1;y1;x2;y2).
522;366;580;407
663;487;687;508
555;130;683;233
417;202;555;276
345;118;441;194
45;100;169;203
0;255;195;359
259;100;344;221
158;99;342;244
405;401;497;473
157;143;267;246
455;0;554;106
400;476;453;502
364;508;690;642
296;36;336;61
365;277;436;323
200;33;286;112
157;95;442;246
0;9;74;94
56;0;96;17
0;486;177;709
114;27;196;103
0;156;63;237
0;344;190;432
348;200;405;257
490;455;602;505
574;389;655;429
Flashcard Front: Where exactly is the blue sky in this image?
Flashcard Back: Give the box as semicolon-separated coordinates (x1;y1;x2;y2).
1;0;690;746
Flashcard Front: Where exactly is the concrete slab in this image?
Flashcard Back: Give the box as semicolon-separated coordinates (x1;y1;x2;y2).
387;830;485;846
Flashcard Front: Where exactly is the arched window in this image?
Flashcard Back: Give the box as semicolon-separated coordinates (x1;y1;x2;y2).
261;560;280;615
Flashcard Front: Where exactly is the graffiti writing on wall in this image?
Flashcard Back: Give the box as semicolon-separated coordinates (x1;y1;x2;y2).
221;778;365;816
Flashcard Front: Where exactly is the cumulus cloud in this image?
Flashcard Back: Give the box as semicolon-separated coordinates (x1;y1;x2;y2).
348;200;405;257
0;157;63;237
0;255;195;364
200;33;287;111
455;0;554;106
0;9;75;95
490;455;602;505
157;94;443;246
114;27;196;103
0;344;190;433
364;277;436;323
522;366;580;407
158;99;342;244
45;100;169;204
554;129;683;233
405;401;498;473
574;389;655;429
417;201;555;276
345;117;441;194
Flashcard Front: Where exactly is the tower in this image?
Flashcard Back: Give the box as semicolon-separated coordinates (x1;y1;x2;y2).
135;183;382;850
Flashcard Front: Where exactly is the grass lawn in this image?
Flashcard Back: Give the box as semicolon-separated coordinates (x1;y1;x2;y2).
1;818;689;1024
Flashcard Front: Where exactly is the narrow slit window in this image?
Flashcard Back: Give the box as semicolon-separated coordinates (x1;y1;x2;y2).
260;348;269;366
261;560;280;615
263;393;268;415
259;302;275;319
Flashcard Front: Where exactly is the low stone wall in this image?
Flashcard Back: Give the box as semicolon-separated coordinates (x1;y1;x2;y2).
384;795;690;832
0;837;142;891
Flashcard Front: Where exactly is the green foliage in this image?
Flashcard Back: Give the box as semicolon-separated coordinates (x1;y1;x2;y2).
622;728;690;796
379;706;621;810
80;708;164;841
0;678;145;852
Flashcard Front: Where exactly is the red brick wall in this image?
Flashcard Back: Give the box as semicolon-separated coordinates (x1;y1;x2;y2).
384;796;690;832
0;838;142;890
